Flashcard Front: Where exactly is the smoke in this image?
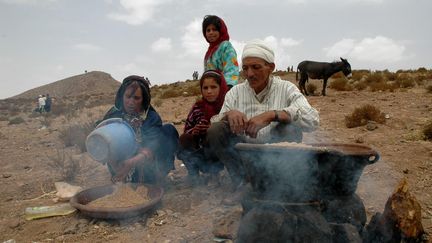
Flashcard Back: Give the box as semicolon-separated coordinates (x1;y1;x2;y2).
240;147;319;203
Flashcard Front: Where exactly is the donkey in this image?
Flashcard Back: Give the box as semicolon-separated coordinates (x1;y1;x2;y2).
296;57;352;96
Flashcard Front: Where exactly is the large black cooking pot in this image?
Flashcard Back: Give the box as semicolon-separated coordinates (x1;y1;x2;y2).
235;143;379;202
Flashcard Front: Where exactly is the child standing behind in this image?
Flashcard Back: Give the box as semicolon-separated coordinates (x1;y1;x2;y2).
202;15;239;88
177;70;229;185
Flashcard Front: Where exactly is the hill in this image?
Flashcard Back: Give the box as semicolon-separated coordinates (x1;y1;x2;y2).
11;71;121;99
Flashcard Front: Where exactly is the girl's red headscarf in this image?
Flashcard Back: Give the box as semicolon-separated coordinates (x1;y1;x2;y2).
197;70;228;122
203;15;230;62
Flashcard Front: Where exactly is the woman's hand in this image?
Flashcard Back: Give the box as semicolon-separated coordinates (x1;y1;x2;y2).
110;159;136;183
109;149;153;183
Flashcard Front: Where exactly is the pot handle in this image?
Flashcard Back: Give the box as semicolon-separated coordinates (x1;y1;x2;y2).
367;149;380;164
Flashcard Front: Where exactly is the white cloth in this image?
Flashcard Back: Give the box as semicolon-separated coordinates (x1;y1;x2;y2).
38;97;46;107
211;76;320;143
241;39;275;63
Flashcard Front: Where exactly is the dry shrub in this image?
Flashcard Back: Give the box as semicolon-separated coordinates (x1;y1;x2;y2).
351;70;370;81
188;85;202;96
0;116;8;121
417;67;428;73
365;72;384;84
3;104;22;117
329;78;352;91
306;83;317;95
398;76;416;88
160;88;180;99
353;81;367;91
414;75;426;86
47;149;80;182
383;70;397;81
8;116;25;125
153;98;163;107
72;100;86;110
369;81;398;92
85;98;111;109
345;104;386;128
40;116;52;127
426;85;432;93
58;122;94;152
28;111;42;118
332;72;344;79
422;120;432;141
50;101;68;116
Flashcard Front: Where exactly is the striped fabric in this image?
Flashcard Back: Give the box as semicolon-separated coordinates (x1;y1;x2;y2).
211;76;320;143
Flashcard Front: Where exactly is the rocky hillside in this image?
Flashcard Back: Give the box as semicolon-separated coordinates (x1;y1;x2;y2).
11;71;120;99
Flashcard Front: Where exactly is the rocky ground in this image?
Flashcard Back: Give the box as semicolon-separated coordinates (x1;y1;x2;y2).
0;83;431;242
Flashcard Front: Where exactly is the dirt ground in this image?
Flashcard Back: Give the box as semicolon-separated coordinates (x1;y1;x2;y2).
0;82;431;242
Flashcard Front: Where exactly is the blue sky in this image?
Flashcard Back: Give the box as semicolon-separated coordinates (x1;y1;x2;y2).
0;0;430;98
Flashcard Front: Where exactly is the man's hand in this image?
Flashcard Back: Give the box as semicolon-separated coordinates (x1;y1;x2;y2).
246;111;274;138
224;110;248;135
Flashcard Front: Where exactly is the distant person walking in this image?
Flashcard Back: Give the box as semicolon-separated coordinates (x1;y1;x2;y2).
202;15;239;89
45;94;52;112
192;71;199;80
38;95;45;113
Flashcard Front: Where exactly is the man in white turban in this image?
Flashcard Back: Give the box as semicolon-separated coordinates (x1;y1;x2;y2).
206;39;320;205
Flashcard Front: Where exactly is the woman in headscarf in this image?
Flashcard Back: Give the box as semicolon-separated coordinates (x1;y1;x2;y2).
177;70;229;184
203;15;239;88
97;75;179;184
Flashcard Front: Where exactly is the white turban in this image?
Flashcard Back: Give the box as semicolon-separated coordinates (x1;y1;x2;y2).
241;39;275;64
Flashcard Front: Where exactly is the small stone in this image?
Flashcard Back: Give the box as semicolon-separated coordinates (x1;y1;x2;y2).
154;220;166;226
3;239;16;243
366;121;378;131
354;136;364;144
2;173;12;178
64;224;78;234
403;169;409;174
174;221;187;227
97;221;110;227
7;219;21;229
78;218;89;225
156;210;166;217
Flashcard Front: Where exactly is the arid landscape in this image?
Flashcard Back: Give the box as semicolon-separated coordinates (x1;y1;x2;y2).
0;70;431;242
